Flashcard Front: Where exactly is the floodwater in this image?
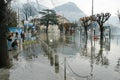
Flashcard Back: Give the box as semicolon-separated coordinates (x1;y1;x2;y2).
0;31;120;80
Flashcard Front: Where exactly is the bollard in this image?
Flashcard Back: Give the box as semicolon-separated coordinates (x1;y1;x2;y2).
50;52;54;66
64;57;66;80
48;47;51;59
55;54;59;73
46;45;49;54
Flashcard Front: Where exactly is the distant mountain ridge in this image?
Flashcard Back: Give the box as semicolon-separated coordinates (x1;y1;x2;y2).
11;2;86;22
53;2;86;22
108;16;120;27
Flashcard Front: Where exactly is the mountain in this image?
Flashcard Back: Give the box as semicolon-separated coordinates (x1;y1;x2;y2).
53;2;86;22
104;16;120;35
11;2;86;22
110;24;120;35
108;16;120;27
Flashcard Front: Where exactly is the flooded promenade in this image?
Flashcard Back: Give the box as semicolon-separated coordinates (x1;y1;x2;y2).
0;31;120;80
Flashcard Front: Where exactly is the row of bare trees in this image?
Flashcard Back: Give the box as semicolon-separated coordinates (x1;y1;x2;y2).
80;13;111;69
80;13;111;41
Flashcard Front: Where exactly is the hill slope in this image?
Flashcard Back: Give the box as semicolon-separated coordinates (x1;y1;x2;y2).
54;2;86;22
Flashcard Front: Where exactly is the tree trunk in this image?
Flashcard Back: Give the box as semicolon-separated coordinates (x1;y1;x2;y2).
85;27;88;40
25;14;28;21
46;33;49;45
99;25;104;50
45;21;49;33
100;26;104;41
85;30;88;39
0;27;10;68
100;38;104;49
0;1;10;68
46;26;48;33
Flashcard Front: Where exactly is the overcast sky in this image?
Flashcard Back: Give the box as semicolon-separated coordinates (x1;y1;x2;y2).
19;0;120;16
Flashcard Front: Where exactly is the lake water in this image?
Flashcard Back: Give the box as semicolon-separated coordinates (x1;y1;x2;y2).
1;31;120;80
39;31;120;80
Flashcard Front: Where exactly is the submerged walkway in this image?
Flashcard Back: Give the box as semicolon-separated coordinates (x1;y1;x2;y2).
0;38;74;80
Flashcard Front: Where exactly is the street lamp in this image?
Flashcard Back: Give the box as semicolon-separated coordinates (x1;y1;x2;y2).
91;0;94;46
92;0;94;15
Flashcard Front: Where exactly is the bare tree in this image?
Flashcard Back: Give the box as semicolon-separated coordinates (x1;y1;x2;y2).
22;3;38;20
80;17;93;54
90;13;111;41
80;17;92;39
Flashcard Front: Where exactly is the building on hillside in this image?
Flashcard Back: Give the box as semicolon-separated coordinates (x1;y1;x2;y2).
30;14;70;33
56;14;70;24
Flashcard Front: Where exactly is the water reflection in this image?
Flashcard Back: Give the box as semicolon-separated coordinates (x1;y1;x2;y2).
105;38;111;51
22;43;40;60
76;33;112;79
0;69;9;80
90;46;94;79
111;35;120;46
40;32;79;75
96;47;109;67
13;54;19;61
6;31;120;80
8;37;61;80
80;37;88;56
40;35;60;74
115;58;120;72
47;33;60;49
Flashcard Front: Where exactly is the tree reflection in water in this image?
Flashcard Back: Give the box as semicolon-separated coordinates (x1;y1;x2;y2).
78;34;111;79
0;69;9;80
95;39;109;67
80;35;88;56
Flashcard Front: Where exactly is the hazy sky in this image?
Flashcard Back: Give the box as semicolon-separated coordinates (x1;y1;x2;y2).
19;0;120;16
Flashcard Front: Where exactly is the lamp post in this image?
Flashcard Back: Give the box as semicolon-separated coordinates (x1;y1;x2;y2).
91;0;94;46
92;0;94;15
